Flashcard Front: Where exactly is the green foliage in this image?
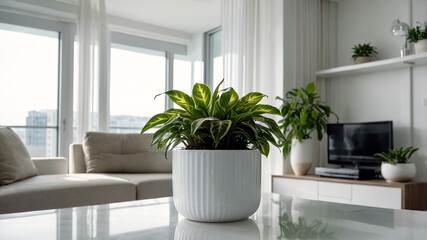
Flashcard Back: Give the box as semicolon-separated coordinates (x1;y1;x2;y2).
351;43;378;60
408;24;427;43
141;80;284;157
278;213;336;240
374;146;419;165
277;82;338;158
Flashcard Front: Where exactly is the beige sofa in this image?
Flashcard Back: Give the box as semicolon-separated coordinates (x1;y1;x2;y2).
0;133;172;214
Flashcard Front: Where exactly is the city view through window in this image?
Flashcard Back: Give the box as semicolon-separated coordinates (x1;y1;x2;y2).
0;23;59;157
1;24;194;157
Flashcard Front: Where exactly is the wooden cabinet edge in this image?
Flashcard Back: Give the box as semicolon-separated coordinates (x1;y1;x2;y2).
272;174;427;211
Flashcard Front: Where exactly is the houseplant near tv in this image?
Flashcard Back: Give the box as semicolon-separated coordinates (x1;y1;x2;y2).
277;82;338;175
375;146;418;182
408;22;427;54
351;43;378;64
141;80;284;222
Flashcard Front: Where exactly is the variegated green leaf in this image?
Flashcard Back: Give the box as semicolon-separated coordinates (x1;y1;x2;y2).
209;79;224;114
219;88;239;111
256;138;270;157
192;83;211;112
306;82;315;94
141;113;173;134
191;117;218;135
250;104;281;116
151;117;181;145
161;90;194;112
210;120;232;147
236;92;266;112
165;108;187;115
254;116;285;140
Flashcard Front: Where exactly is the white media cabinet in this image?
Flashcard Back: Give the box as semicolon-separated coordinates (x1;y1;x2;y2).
272;174;427;210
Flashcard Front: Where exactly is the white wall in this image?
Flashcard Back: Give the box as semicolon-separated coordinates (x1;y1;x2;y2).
336;0;410;66
325;0;427;181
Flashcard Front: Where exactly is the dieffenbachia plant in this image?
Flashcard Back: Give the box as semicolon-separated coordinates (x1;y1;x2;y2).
141;80;284;157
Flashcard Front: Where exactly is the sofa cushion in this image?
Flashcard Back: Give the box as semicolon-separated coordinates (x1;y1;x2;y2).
102;173;172;200
82;132;172;173
0;127;37;185
0;174;136;214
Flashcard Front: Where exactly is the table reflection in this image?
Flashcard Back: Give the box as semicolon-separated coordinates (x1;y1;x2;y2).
1;194;427;240
174;219;260;240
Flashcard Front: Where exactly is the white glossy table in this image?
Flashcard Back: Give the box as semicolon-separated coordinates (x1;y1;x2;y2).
1;193;426;239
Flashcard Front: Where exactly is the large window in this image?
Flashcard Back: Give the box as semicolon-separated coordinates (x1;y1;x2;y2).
0;12;74;157
109;32;187;133
110;44;166;133
173;54;192;95
0;23;59;157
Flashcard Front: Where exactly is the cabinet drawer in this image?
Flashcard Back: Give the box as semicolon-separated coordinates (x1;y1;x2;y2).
318;182;351;200
272;177;317;200
352;185;401;209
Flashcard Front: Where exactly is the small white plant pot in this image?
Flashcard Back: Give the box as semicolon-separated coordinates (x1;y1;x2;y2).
381;162;416;183
354;56;372;64
172;149;261;222
414;39;427;54
290;138;319;175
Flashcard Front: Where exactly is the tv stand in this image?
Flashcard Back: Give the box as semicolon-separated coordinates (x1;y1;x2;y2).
315;167;376;180
272;174;427;210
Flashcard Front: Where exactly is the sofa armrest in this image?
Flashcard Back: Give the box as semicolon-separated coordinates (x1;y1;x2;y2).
32;157;68;175
69;144;86;173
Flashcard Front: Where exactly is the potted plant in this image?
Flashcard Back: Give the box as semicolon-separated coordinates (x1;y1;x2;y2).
351;43;378;64
141;80;284;222
408;22;427;54
375;147;418;182
277;82;338;175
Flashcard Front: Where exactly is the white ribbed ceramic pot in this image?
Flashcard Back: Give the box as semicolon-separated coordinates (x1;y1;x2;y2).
381;162;416;182
172;149;261;222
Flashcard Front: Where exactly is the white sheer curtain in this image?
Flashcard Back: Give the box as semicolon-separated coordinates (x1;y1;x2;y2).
222;0;284;192
76;0;110;142
282;0;330;173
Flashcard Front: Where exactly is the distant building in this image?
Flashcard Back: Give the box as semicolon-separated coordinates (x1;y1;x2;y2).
26;110;57;157
110;115;149;133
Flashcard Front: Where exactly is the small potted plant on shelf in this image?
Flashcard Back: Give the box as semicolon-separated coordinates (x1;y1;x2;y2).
276;82;338;176
407;22;427;54
141;80;284;222
375;146;418;182
352;43;378;64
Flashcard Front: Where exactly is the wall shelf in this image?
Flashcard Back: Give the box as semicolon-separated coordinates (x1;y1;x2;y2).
316;52;427;78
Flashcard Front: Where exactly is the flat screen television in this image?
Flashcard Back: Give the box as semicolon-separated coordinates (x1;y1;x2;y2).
327;121;393;167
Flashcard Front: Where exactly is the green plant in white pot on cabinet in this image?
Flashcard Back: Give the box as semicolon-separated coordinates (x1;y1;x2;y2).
141;80;284;222
277;82;338;175
408;22;427;54
375;146;418;182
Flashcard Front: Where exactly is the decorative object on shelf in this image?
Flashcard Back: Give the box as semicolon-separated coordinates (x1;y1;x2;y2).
408;22;427;54
391;19;410;57
141;80;283;222
352;43;378;64
375;146;418;182
277;82;338;176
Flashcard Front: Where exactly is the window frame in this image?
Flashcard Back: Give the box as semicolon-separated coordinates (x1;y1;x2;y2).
203;27;222;88
0;11;75;158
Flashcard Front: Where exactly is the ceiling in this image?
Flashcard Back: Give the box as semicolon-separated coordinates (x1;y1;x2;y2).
105;0;221;34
